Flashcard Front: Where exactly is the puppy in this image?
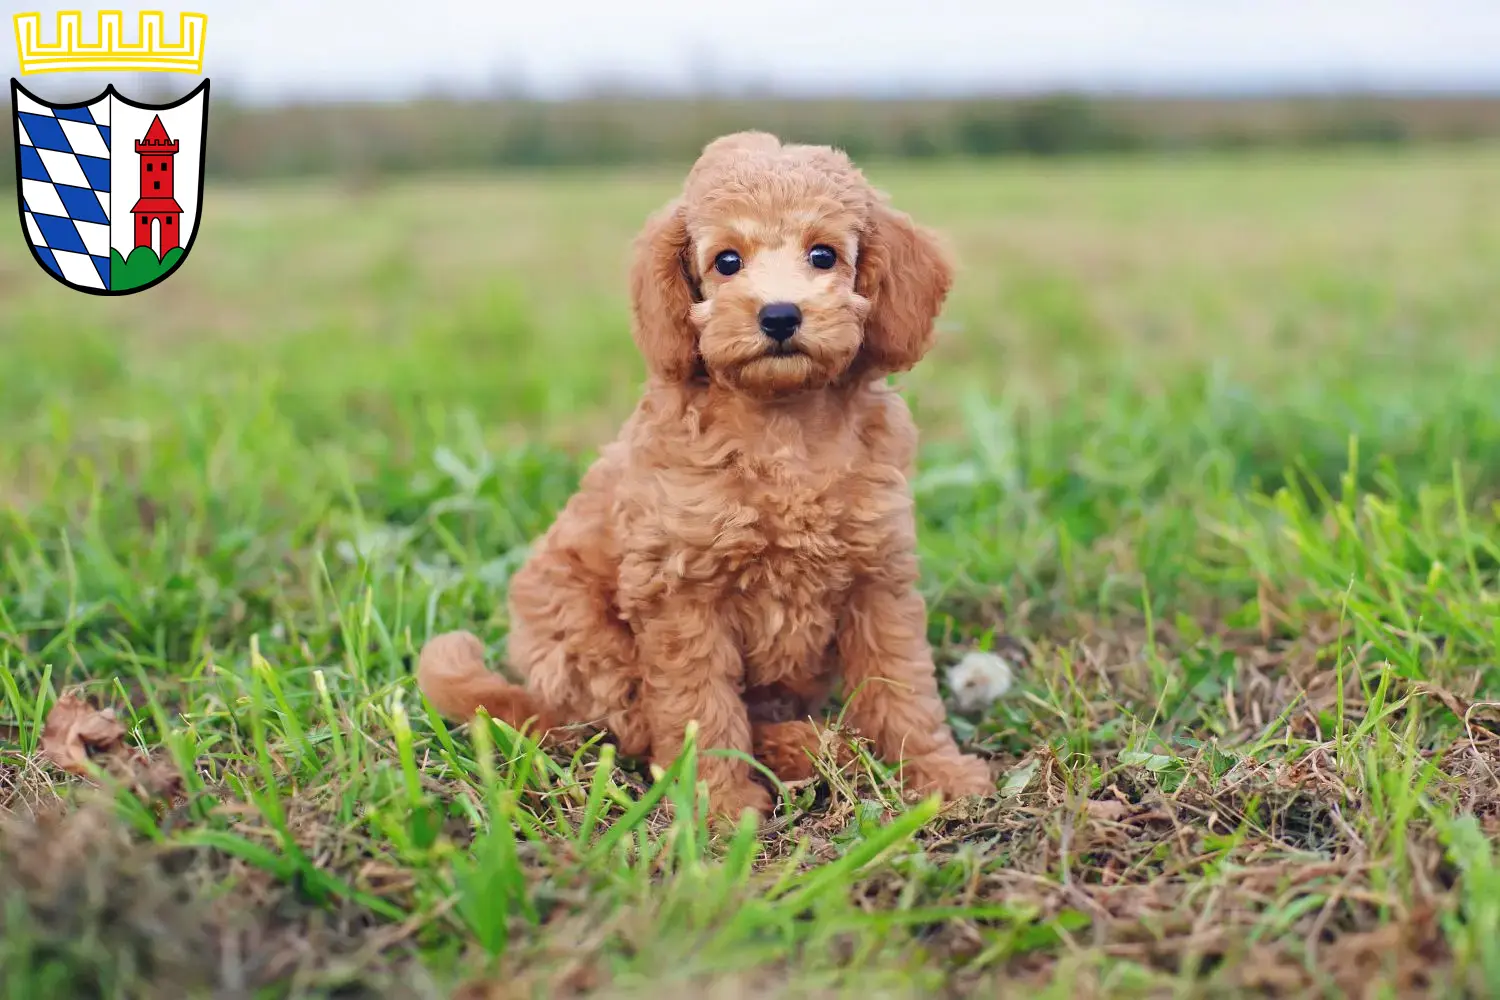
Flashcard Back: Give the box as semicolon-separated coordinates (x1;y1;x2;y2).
419;131;992;821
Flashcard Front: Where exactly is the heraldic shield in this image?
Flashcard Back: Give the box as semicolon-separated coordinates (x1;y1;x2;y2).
11;79;209;295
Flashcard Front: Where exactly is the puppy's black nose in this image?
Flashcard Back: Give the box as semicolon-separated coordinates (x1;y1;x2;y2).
758;302;802;342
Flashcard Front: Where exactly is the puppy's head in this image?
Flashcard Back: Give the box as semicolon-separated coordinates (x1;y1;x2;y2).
630;131;953;397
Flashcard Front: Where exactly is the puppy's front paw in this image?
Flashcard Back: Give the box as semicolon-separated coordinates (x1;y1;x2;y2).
709;777;773;825
901;751;993;800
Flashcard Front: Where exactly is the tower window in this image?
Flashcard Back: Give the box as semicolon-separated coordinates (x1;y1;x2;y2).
154;181;160;190
147;163;153;172
139;215;146;223
160;161;168;170
165;217;173;225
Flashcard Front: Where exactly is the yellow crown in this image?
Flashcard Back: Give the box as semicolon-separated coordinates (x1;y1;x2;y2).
14;10;207;75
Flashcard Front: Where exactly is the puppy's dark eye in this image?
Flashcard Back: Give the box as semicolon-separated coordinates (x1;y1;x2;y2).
807;245;838;270
713;250;742;276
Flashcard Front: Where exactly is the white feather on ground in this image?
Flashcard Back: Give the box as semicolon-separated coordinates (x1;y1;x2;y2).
945;651;1016;713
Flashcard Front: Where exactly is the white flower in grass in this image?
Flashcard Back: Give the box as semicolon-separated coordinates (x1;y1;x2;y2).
946;651;1015;713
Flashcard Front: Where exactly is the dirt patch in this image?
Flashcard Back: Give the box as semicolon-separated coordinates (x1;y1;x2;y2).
0;797;440;999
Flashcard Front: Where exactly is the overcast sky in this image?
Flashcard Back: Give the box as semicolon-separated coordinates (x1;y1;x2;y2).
9;0;1500;103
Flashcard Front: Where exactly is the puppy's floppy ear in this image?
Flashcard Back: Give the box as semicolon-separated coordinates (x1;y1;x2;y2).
854;199;954;375
629;199;700;382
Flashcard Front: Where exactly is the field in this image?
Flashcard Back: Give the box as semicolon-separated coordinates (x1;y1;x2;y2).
3;145;1500;998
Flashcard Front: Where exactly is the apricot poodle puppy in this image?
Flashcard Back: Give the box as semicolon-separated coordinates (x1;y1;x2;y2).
418;130;993;821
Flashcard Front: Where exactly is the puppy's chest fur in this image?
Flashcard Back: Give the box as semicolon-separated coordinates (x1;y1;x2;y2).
639;427;912;686
721;454;885;686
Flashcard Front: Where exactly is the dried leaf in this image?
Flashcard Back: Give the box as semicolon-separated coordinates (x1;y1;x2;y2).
1084;799;1132;821
41;693;134;775
1000;757;1039;798
39;692;186;802
1412;681;1472;721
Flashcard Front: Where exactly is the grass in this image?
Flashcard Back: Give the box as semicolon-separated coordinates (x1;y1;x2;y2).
2;144;1500;998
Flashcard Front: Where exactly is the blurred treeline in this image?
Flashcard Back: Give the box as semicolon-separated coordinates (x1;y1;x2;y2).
200;93;1500;178
10;92;1500;183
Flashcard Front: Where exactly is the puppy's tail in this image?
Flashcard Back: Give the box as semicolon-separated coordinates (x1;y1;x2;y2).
416;630;558;736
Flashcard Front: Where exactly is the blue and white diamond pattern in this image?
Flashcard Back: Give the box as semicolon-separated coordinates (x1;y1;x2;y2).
15;89;112;290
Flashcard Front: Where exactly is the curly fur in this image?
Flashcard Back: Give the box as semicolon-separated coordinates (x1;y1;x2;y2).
419;131;992;821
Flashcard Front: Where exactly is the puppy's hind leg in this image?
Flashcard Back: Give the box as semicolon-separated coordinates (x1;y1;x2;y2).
416;631;561;740
506;550;651;758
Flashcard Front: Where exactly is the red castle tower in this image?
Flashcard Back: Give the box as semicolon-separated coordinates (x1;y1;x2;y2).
130;115;183;256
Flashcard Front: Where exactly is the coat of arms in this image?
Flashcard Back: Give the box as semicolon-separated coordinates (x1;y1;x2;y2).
11;11;208;295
